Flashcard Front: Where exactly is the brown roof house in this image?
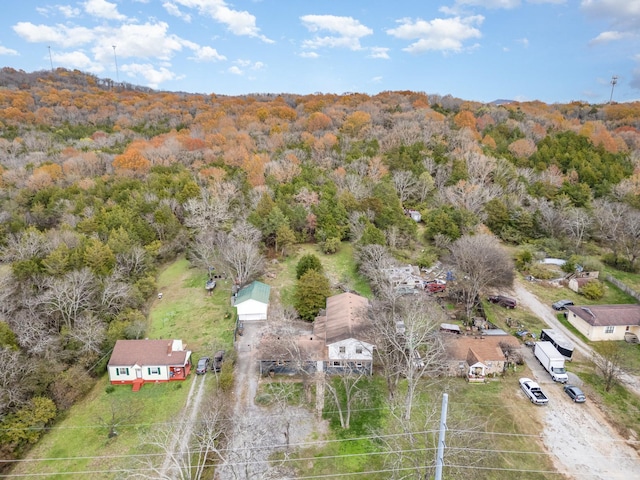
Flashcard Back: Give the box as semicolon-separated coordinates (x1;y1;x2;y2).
315;292;374;374
108;339;192;391
256;292;374;376
443;334;520;383
565;304;640;341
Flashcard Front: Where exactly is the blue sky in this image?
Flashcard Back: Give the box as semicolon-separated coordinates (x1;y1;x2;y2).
0;0;638;104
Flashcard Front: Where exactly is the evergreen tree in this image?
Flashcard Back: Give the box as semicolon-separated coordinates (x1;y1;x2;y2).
294;270;331;321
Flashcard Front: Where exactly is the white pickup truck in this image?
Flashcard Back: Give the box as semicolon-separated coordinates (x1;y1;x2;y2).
519;377;549;405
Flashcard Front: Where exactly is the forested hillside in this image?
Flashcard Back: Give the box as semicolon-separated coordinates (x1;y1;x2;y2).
1;67;640;464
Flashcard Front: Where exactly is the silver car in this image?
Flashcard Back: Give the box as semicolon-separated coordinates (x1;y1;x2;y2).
563;385;586;403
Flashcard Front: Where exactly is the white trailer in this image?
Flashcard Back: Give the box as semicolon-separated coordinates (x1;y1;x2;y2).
534;341;569;383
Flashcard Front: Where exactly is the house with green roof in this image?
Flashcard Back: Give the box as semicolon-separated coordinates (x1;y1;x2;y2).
234;281;271;321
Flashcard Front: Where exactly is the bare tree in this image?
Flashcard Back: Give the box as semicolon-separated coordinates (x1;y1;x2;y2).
376;387;490;480
98;397;143;440
448;234;515;320
593;200;628;256
564;207;593;251
392;170;419;203
213;221;265;287
39;268;97;330
99;273;133;317
370;296;446;419
115;246;149;279
323;368;369;430
593;342;629;392
66;313;106;356
356;244;396;294
0;348;36;415
620;210;640;266
131;396;229;480
183;186;233;233
1;227;51;262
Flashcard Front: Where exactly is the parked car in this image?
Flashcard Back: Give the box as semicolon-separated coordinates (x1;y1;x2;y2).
426;282;446;293
552;299;574;311
237;321;244;336
488;295;517;309
196;357;210;375
563;385;586;403
212;350;225;372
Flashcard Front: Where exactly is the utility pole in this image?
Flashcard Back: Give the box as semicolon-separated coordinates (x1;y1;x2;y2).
112;45;119;82
48;46;53;72
609;75;618;104
434;393;448;480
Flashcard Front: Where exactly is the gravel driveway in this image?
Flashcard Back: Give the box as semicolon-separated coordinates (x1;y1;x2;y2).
514;281;640;479
215;322;324;480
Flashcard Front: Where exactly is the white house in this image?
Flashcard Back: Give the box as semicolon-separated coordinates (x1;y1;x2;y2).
234;281;271;321
314;292;374;374
565;304;640;341
107;339;191;390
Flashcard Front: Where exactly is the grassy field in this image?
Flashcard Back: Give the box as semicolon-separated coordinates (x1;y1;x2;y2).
10;257;233;479
268;242;372;308
285;372;556;480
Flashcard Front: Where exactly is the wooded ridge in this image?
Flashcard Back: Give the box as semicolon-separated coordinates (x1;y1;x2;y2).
1;67;640;467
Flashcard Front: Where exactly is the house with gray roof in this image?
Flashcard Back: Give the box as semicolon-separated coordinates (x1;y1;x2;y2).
234;281;271;321
565;304;640;341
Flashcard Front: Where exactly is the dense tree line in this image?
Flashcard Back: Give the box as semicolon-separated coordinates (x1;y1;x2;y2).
1;68;640;465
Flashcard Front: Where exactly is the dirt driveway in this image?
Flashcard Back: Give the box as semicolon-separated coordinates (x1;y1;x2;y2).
216;321;324;480
514;281;640;479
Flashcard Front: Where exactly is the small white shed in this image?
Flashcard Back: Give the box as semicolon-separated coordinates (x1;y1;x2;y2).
234;281;271;321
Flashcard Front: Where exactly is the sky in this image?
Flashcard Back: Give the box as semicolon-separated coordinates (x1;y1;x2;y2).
0;0;639;104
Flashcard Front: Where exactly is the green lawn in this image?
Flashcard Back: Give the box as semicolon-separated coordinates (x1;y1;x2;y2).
271;242;372;308
10;257;233;479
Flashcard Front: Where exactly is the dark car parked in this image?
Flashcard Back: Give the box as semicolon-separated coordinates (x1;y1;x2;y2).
563;385;586;403
196;357;210;375
552;299;574;310
488;295;517;309
212;350;225;372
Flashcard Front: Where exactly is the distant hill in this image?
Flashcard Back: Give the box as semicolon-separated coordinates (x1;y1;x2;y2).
489;99;514;106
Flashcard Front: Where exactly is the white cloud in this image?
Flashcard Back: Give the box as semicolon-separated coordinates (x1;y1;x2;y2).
0;45;19;56
173;0;272;42
301;15;373;51
455;0;521;8
120;62;181;88
188;45;226;62
589;30;629;44
387;16;484;54
299;51;319;58
13;22;96;48
52;50;103;72
370;76;383;83
83;0;127;21
368;47;390;59
163;2;192;22
228;65;243;75
582;0;640;31
88;22;188;65
58;5;82;18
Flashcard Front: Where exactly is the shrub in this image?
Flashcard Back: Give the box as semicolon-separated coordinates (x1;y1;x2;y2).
105;385;115;394
218;361;234;392
514;249;533;270
580;279;606;300
526;263;558;280
321;237;341;254
602;253;637;273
